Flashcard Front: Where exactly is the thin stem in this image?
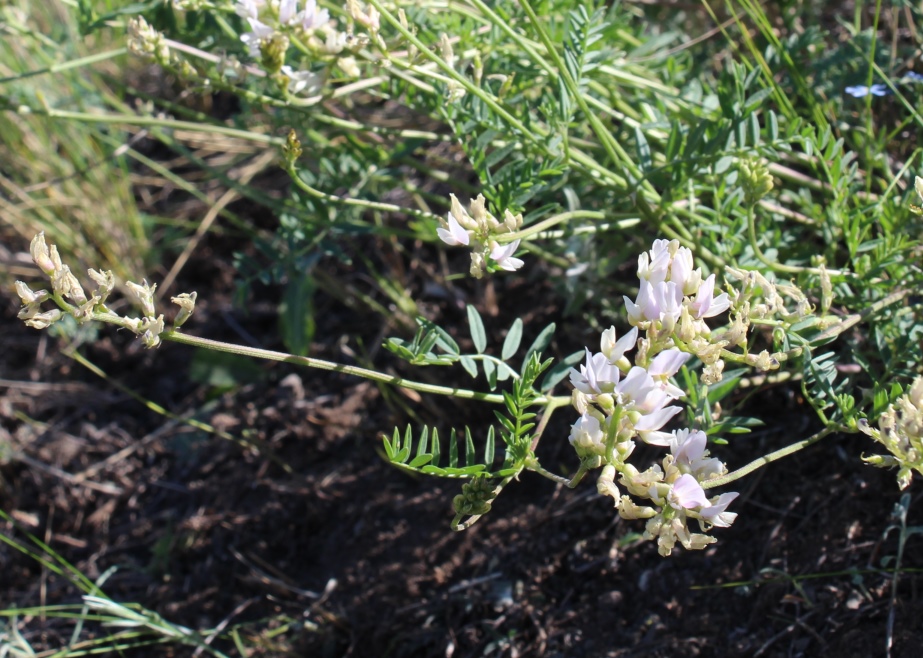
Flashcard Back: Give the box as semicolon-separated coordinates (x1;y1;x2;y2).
777;288;911;361
0;47;128;85
286;162;443;223
20;107;284;145
162;330;518;404
702;425;838;489
501;210;606;242
746;204;807;275
367;0;533;139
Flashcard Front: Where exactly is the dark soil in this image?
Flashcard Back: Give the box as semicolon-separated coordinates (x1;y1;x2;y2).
2;223;922;658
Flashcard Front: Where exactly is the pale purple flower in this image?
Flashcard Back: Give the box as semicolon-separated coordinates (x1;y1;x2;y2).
615;366;654;405
570;349;621;395
300;0;330;30
235;0;264;20
670;428;707;466
617;367;681;444
625;280;682;324
437;212;470;246
845;83;889;98
653;281;683;323
698;492;739;527
600;325;638;362
648;348;691;398
568;413;606;454
689;274;730;319
279;0;298;24
668;474;710;510
490;239;524;271
633;403;682;445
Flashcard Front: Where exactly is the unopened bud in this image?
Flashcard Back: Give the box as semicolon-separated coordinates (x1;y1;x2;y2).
597;464;619;505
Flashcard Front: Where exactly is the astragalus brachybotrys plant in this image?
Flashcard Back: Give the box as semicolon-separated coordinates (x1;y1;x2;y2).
16;190;918;558
8;0;923;617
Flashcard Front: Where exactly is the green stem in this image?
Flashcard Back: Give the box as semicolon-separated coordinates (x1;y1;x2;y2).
367;0;534;140
286;162;443;223
501;210;605;242
0;47;128;85
162;330;515;404
746;204;806;275
777;288;911;361
702;425;838;489
19;107;284;145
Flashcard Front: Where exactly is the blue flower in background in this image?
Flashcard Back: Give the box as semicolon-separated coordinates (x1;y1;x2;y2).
845;83;890;98
904;71;923;83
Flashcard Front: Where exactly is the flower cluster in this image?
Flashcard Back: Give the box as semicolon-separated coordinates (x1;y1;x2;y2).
234;0;368;86
860;377;923;490
16;234;196;349
568;239;739;556
437;194;525;278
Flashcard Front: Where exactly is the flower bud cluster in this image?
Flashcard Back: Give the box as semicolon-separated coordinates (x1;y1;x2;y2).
234;0;363;85
127;17;171;64
16;234;197;349
568;239;740;556
437;194;524;278
860;377;923;490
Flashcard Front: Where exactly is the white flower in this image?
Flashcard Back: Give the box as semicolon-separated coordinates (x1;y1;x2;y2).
437;212;470;246
698;492;739;527
669;429;726;480
300;0;330;30
600;325;638;363
670;246;694;291
489;239;524;271
279;0;297;24
280;65;321;94
690;274;730;319
668;474;710;510
638;239;672;283
240;18;274;58
570;349;621;395
569;413;606;455
235;0;264;20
